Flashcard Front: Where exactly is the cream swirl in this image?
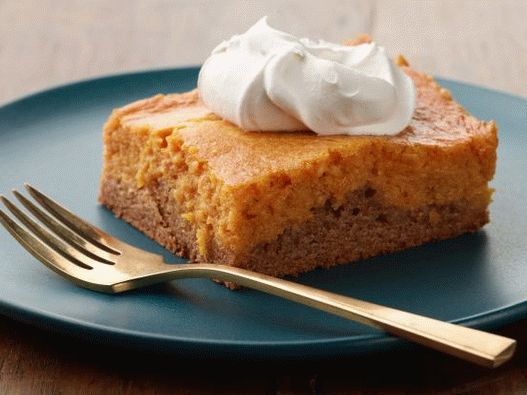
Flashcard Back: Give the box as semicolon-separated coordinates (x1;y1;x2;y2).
198;17;415;135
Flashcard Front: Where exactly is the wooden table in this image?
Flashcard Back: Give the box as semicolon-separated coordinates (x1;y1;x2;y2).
1;1;526;393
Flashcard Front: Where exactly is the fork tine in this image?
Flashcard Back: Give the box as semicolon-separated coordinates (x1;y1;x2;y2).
0;208;92;280
25;184;120;255
1;195;96;269
13;190;115;265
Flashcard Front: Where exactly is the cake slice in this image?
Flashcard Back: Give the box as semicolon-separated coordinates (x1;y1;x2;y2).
99;60;497;283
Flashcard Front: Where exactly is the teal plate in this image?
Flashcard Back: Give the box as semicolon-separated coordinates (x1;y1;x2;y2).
1;68;526;358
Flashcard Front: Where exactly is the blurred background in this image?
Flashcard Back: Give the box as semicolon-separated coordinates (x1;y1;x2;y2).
1;0;526;105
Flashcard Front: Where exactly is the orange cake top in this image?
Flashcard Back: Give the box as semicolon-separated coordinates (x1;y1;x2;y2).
103;62;497;254
118;64;496;191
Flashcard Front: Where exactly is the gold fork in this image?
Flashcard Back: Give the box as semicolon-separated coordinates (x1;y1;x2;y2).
0;184;516;367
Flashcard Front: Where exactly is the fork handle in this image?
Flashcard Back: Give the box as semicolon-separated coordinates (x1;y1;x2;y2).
159;263;516;367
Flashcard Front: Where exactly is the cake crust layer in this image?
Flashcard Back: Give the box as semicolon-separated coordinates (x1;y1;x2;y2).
100;177;488;283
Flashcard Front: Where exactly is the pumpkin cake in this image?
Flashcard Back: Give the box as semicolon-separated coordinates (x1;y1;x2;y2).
99;59;497;283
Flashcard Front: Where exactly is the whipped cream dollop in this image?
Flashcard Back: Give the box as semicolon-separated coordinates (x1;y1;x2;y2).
198;17;415;135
